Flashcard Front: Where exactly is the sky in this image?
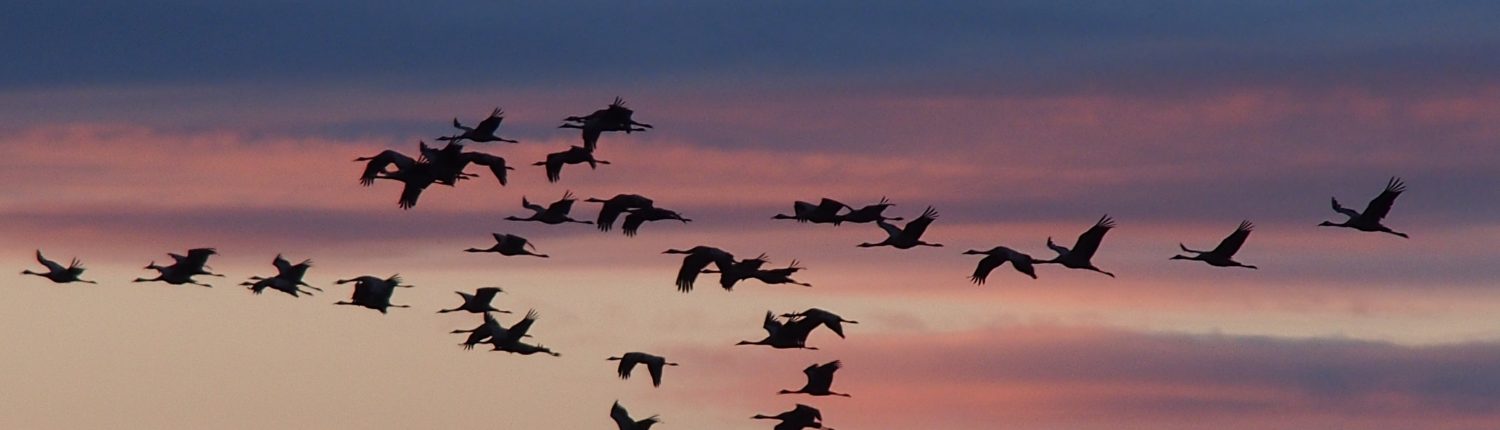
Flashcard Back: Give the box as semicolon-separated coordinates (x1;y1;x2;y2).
3;1;1500;429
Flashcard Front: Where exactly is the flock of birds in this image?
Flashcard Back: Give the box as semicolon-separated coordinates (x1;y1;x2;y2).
20;97;1414;430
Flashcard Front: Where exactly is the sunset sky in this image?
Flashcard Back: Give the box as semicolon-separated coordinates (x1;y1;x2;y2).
4;2;1500;429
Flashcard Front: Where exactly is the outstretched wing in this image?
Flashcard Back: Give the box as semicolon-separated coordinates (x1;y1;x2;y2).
1210;220;1254;257
397;180;428;209
473;108;503;135
899;206;939;240
357;150;414;186
1069;215;1115;260
462;152;511;186
621;211;648;237
970;254;1006;285
676;252;715;292
35;250;64;273
502;310;540;344
610;401;633;430
544;153;564;183
1359;176;1406;222
1330;197;1360;219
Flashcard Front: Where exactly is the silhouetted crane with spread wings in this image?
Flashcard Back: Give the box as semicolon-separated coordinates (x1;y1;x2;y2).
535;146;610;183
1173;220;1258;269
663;246;736;292
962;246;1037;284
437;287;510;313
1036;215;1117;277
334;275;411;313
774;198;849;225
242;254;319;297
1320;177;1410;238
506;191;593;225
610;401;661;430
607;352;680;387
21;250;96;284
780;361;851;397
438;107;520;144
586;194;656;232
857;206;941;248
465;233;549;258
753;404;832;430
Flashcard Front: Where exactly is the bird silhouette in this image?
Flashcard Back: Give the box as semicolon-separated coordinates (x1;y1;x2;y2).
1173;220;1258;269
333;275;411;313
962;246;1037;284
857;206;942;248
465;233;549;258
662;246;736;292
773;198;849;225
620;206;691;237
751;260;811;287
355;148;440;209
561;97;652;151
488;309;560;356
505;191;593;225
1320;177;1409;238
607;352;680;387
419;141;515;187
21;250;96;284
839;197;903;224
752;404;832;430
737;311;824;350
701;253;770;290
133;248;220;287
437;287;510;313
610;401;661;430
1036;215;1117;277
779;308;857;339
241;254;320;297
168;248;222;277
438;107;519;144
586;194;656;232
534;146;610;183
450;311;525;350
780;361;851;397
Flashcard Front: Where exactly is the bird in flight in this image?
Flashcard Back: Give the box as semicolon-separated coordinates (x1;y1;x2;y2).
779;308;857;339
963;246;1037;284
438;107;520;144
465;233;549;258
607;352;680;387
21;250;96;284
1036;215;1117;277
610;401;661;430
773;198;850;225
620;206;691;237
780;360;852;397
857;206;941;249
534;146;610;183
663;246;736;292
752;404;832;430
839;196;903;224
586;194;656;232
334;275;412;314
241;254;320;297
134;248;221;287
1173;220;1258;269
561;97;653;151
506;191;593;225
737;311;829;350
487;310;560;356
1320;176;1410;238
437;287;510;314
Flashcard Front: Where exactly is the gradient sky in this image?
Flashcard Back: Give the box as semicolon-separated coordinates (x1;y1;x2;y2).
4;2;1500;429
